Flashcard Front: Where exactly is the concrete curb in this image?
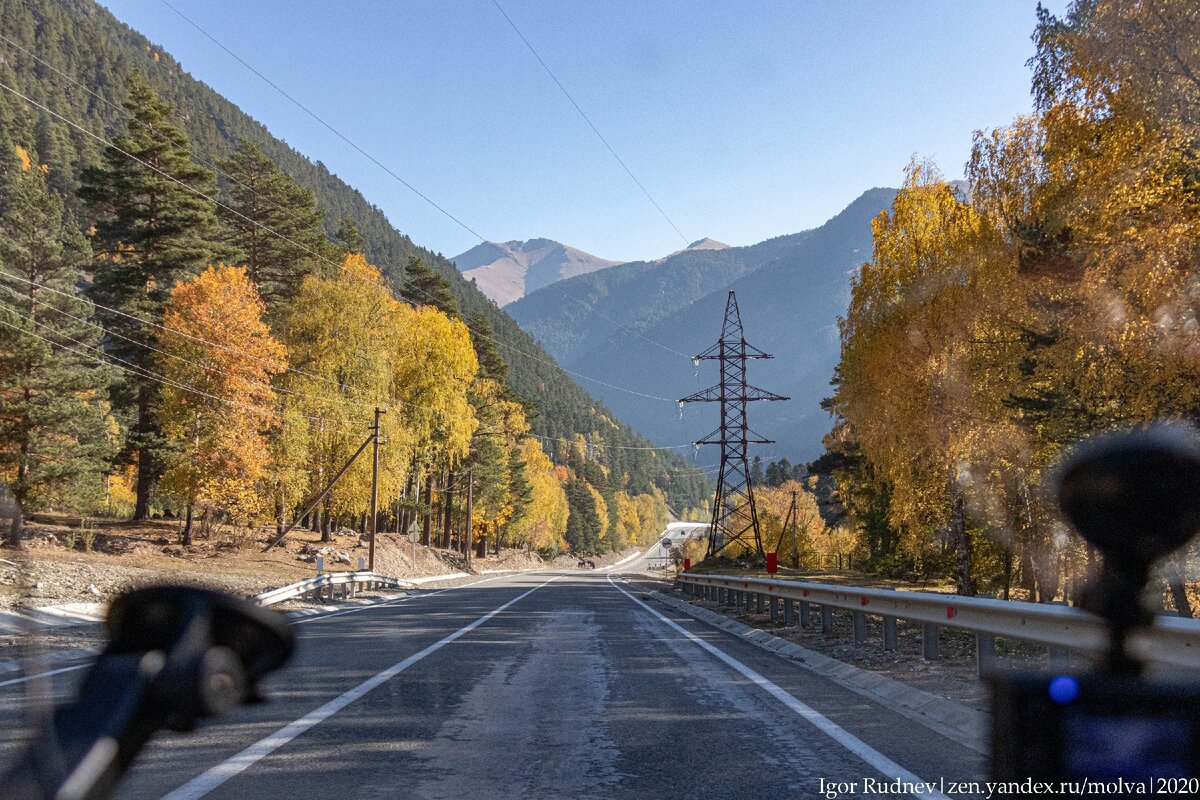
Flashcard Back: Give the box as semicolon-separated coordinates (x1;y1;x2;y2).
647;589;988;755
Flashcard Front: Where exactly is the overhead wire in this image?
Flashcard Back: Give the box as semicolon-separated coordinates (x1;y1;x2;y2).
0;311;368;434
0;279;344;413
152;0;696;365
0;32;327;242
489;0;689;247
0;79;679;406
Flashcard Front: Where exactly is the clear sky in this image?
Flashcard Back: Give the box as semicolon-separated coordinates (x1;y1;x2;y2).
98;1;1066;264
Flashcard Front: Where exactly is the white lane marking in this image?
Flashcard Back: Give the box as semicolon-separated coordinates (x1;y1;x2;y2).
0;662;89;688
160;576;561;800
606;575;951;800
0;575;539;691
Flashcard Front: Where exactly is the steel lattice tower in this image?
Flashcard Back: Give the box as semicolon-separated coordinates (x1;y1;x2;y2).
680;291;787;558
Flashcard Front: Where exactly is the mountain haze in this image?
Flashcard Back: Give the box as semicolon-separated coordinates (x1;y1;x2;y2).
509;189;897;460
453;239;620;307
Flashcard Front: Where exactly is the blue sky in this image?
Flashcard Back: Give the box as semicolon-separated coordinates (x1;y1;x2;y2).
100;1;1066;264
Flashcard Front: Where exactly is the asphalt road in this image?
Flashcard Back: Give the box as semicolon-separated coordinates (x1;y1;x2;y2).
0;570;987;799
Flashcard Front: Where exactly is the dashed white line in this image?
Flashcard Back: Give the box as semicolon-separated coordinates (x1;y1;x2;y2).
160;575;561;800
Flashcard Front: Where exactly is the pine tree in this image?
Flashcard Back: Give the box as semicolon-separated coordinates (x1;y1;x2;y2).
467;312;508;384
335;217;363;254
0;156;111;545
400;255;458;318
78;72;230;519
750;455;764;486
218;141;334;312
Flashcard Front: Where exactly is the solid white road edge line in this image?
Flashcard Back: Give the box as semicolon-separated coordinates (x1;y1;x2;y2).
159;575;561;800
0;574;540;691
0;662;89;689
606;575;951;800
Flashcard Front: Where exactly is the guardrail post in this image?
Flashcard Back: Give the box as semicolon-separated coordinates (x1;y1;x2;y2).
852;610;866;644
922;622;940;660
783;598;795;624
755;593;764;613
821;605;833;635
799;600;811;627
976;633;996;676
883;617;898;651
769;596;778;621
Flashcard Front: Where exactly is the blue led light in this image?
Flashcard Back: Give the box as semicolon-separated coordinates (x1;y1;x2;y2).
1048;675;1080;705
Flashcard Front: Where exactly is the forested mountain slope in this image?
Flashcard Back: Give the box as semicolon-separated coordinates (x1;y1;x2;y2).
512;189;896;460
508;227;815;365
0;0;708;507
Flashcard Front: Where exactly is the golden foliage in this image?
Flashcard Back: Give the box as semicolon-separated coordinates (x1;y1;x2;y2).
156;265;286;521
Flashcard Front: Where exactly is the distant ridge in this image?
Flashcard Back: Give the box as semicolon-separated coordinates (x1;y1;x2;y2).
508;188;898;459
655;237;730;262
453;239;621;306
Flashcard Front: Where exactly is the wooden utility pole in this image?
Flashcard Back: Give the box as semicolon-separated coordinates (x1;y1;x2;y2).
368;407;385;571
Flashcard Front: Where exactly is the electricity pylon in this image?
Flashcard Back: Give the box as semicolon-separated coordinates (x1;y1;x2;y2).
680;291;787;558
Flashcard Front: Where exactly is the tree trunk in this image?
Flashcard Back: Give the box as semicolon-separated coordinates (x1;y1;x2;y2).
1002;547;1013;601
421;474;433;547
442;469;453;549
476;522;487;559
321;500;332;543
949;490;976;597
133;387;158;520
275;482;285;538
1163;555;1194;618
399;474;413;534
5;512;23;549
182;504;194;547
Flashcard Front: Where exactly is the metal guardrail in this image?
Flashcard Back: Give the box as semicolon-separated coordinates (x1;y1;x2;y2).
255;571;410;607
674;573;1200;672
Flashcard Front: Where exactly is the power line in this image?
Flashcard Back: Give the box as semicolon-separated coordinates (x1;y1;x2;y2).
158;0;488;243
0;312;362;433
0;80;677;406
0;279;351;413
147;3;694;365
490;0;689;247
0;33;324;241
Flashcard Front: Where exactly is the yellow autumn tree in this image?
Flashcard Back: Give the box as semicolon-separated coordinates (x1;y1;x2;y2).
156;265;286;543
504;437;568;555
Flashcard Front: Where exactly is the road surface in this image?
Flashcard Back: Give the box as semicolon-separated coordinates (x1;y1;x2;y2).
0;569;986;799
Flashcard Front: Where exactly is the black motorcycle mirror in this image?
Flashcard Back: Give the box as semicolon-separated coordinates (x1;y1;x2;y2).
2;585;294;800
991;422;1200;785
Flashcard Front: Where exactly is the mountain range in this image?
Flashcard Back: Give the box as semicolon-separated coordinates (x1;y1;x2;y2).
506;188;897;461
453;239;620;307
453;237;732;307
